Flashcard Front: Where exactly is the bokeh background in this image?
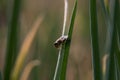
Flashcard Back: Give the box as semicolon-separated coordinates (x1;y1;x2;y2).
0;0;107;80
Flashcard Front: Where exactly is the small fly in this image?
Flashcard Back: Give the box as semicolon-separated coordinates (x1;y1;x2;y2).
54;35;68;48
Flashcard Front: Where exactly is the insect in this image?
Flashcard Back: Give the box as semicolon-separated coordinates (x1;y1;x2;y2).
54;35;68;48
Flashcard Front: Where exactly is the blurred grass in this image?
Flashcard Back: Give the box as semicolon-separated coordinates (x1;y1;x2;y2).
20;60;40;80
105;0;119;80
114;0;120;79
3;0;21;80
10;16;43;80
99;0;120;80
89;0;102;80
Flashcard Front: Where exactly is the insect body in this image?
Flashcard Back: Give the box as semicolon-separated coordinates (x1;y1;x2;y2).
54;35;68;48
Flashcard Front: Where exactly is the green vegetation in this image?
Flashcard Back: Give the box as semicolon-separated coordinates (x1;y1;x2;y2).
89;0;102;79
0;0;119;80
53;0;77;80
3;0;21;80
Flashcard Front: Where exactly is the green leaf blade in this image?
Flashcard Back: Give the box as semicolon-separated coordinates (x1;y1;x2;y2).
89;0;102;80
53;0;77;80
60;0;77;79
3;0;21;80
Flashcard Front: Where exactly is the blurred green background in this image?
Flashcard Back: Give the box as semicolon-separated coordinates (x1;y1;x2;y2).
0;0;107;80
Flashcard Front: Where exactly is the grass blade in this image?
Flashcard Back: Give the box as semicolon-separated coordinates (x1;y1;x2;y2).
53;0;68;79
106;28;116;80
53;0;77;80
59;0;77;79
3;0;21;80
89;0;102;80
106;0;119;80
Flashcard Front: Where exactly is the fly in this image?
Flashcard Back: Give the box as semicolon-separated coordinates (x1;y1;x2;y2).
54;35;68;48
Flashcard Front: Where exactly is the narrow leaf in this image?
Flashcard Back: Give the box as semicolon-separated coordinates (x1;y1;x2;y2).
53;0;77;80
89;0;102;80
60;0;77;79
4;0;21;80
